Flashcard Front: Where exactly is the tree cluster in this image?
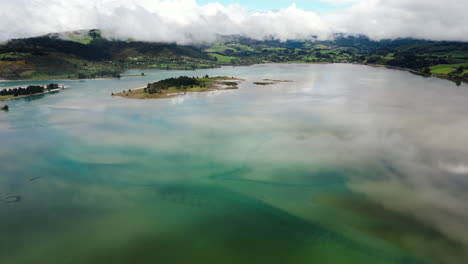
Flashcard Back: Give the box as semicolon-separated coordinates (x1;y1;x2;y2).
144;76;200;94
0;83;59;97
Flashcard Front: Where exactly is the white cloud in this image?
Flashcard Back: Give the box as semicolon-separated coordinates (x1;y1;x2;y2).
439;162;468;175
326;0;468;41
0;0;467;43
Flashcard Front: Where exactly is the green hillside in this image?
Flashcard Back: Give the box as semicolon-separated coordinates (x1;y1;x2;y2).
203;35;468;82
0;30;216;80
2;30;468;82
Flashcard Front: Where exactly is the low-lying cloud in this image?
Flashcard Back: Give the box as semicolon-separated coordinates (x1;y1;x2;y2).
0;0;467;44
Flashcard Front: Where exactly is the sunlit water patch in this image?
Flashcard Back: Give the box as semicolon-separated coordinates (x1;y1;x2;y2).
1;64;468;263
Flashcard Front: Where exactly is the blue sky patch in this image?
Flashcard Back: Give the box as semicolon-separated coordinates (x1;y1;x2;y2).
197;0;350;13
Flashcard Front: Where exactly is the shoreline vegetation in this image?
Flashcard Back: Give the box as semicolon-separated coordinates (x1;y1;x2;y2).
0;83;65;101
366;64;467;85
113;75;244;99
1;60;465;86
1;62;465;86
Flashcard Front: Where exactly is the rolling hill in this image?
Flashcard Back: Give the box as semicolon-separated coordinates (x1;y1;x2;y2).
1;30;468;83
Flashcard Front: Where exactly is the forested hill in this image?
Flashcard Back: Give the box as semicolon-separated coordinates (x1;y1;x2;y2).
205;35;468;80
0;30;214;80
2;29;468;82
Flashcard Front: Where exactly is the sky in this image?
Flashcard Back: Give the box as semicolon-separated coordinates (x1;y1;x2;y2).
0;0;467;44
197;0;350;12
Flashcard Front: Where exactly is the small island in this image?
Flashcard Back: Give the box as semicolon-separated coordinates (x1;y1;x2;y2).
253;79;294;85
0;83;64;101
113;75;244;99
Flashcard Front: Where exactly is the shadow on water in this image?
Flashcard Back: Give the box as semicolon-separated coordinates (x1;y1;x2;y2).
3;64;467;264
123;182;429;264
2;195;21;203
208;166;348;189
317;194;468;264
0;178;437;264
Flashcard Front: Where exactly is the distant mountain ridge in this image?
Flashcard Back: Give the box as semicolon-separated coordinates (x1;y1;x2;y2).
1;29;468;82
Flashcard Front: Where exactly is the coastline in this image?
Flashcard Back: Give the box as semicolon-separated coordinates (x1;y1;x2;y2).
0;62;466;85
365;63;467;84
0;77;119;83
0;85;68;102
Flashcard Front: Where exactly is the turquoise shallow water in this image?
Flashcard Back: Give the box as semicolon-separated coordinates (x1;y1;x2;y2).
1;64;468;263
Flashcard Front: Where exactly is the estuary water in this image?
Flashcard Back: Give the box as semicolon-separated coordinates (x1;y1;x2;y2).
1;64;468;264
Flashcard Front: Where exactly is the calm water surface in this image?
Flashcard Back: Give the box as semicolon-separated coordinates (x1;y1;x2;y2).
1;64;468;263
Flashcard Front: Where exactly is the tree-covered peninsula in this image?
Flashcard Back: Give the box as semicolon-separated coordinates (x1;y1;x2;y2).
0;83;62;101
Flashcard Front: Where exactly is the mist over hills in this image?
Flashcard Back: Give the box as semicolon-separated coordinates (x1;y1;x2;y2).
2;0;468;44
1;29;468;82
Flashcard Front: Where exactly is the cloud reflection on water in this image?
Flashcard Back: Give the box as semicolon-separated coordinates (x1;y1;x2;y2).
2;64;468;262
46;65;468;249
